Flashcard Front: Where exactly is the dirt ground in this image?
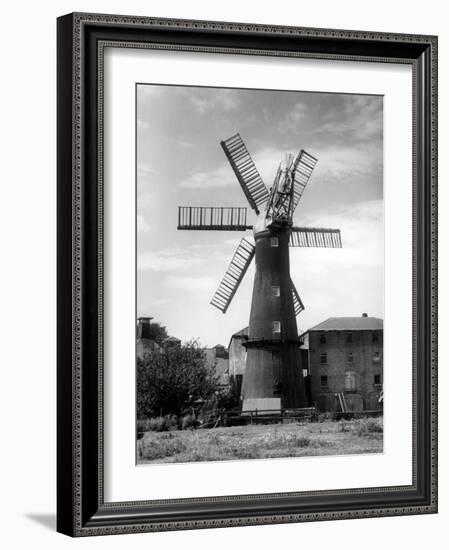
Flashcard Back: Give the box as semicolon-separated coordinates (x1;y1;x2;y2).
137;416;383;464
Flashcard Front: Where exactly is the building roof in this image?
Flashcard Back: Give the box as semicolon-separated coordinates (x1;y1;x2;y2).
227;326;249;351
308;316;383;332
231;326;249;338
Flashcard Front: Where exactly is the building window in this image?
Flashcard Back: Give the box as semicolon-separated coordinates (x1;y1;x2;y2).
373;332;379;343
319;333;326;344
373;351;380;362
347;352;354;363
346;332;353;344
270;236;279;247
374;374;381;385
272;321;281;334
320;352;327;364
345;371;356;392
320;375;328;389
271;285;280;297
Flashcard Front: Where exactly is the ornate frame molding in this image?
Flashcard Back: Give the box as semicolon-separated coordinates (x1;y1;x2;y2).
57;12;437;537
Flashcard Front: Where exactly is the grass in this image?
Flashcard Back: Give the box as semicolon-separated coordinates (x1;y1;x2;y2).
137;416;383;464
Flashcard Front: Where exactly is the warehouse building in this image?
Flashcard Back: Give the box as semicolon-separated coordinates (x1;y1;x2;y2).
304;314;383;412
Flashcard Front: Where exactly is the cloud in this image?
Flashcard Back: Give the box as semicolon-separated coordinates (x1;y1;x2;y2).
137;119;149;130
178;164;234;189
137;85;161;101
137;160;156;185
138;249;203;272
222;237;242;247
277;102;309;131
177;145;284;190
167;275;216;291
313;95;383;143
292;200;384;273
311;142;382;185
176;145;320;192
137;191;153;212
290;200;384;325
188;89;240;114
176;140;195;148
137;215;150;233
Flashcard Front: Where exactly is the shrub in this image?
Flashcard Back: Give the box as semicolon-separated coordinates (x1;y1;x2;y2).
339;420;350;432
140;415;180;432
137;340;218;418
137;418;151;433
366;418;383;433
354;417;383;436
181;414;198;430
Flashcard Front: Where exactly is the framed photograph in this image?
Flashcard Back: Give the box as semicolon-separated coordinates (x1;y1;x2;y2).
57;12;438;536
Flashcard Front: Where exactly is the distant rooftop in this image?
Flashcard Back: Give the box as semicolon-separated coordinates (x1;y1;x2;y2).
232;326;249;338
308;315;383;332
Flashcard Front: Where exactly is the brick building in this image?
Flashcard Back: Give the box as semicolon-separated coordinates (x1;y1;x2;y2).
304;314;383;412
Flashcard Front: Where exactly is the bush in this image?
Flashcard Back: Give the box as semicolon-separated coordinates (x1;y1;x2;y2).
339;420;350;432
181;414;198;430
366;418;383;433
354;417;383;436
138;415;179;433
137;418;151;433
293;436;311;448
137;339;218;418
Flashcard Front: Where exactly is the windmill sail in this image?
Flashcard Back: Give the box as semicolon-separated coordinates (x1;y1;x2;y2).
221;133;269;214
290;279;305;316
291;150;318;212
178;206;250;231
210;237;255;313
289;227;342;248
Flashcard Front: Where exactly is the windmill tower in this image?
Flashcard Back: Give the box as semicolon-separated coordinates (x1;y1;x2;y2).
178;134;342;411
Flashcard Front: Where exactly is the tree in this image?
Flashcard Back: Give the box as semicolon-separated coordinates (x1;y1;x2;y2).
148;321;168;344
137;339;218;419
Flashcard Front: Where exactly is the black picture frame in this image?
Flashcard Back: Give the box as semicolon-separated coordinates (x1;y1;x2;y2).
57;12;438;536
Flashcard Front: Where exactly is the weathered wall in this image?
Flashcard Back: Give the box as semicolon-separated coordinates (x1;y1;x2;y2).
309;329;383;412
205;348;230;386
229;336;247;377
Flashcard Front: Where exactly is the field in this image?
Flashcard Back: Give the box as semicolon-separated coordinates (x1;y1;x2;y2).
137;416;383;464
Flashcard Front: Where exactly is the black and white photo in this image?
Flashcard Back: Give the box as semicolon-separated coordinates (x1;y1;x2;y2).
136;85;384;464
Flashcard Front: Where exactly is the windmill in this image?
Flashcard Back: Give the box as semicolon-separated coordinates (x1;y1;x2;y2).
178;133;342;411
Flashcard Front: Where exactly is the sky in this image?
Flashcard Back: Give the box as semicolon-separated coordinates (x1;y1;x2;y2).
137;84;383;347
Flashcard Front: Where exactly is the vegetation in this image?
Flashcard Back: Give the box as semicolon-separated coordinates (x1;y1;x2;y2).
146;321;168;344
137;339;218;419
137;416;383;463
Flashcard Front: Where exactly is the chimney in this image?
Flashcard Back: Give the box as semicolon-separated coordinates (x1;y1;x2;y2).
362;313;368;317
137;316;153;340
